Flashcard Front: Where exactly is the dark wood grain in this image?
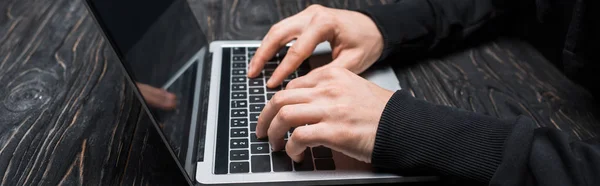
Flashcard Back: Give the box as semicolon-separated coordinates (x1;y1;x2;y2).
0;0;187;185
0;0;598;185
392;40;599;140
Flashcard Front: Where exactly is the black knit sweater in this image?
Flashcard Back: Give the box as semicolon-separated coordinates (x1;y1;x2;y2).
358;0;600;185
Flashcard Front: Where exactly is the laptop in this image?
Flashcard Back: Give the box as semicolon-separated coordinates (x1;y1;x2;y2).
84;0;436;184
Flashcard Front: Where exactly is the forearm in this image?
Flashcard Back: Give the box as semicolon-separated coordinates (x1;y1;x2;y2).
372;90;526;183
374;90;600;185
358;0;536;62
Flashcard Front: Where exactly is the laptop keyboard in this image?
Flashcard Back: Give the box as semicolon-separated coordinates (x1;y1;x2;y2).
225;46;336;174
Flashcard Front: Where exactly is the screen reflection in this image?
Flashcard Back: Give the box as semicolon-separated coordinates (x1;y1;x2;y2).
88;0;207;176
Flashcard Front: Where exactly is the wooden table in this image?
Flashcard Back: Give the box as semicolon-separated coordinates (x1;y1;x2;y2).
1;0;598;185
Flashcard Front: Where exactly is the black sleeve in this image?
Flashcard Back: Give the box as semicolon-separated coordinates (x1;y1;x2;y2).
357;0;536;62
372;90;600;185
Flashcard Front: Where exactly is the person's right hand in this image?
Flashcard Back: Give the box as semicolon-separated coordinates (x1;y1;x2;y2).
248;5;384;88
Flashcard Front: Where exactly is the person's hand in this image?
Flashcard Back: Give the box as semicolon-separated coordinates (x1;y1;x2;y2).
248;5;384;88
137;83;177;110
256;67;393;163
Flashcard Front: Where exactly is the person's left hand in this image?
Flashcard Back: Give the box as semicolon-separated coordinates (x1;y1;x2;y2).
256;67;394;163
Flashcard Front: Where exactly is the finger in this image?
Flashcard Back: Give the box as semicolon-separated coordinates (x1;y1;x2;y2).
267;104;325;151
284;74;318;89
248;18;301;78
137;83;177;110
256;88;317;138
266;23;335;88
286;124;334;162
285;63;345;89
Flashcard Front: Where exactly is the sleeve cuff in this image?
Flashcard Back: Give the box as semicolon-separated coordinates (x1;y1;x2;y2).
356;1;436;63
372;90;516;183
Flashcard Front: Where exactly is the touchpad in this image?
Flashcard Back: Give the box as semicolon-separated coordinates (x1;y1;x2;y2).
308;54;402;91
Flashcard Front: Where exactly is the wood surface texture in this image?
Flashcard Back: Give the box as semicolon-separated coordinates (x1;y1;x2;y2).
0;0;597;185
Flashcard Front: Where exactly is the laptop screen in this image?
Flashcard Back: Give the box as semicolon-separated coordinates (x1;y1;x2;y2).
86;0;208;177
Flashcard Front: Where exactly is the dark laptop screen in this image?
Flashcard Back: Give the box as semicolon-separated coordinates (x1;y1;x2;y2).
89;0;207;87
86;0;208;177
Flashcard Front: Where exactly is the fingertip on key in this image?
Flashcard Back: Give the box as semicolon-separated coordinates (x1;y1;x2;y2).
247;64;256;77
266;78;279;88
291;153;304;163
256;130;264;139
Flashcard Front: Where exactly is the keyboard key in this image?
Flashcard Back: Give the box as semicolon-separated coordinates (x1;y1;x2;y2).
233;56;247;61
249;88;264;95
293;148;314;171
253;72;264;78
265;69;275;77
232;47;246;55
249;79;264;86
250;133;268;142
231;109;248;117
250;122;257;132
312;146;333;158
230;150;249;160
250;113;260;122
251;143;270;154
232;84;246;91
230;139;248;149
315;159;336;170
249;104;264;112
251;155;271;173
231;119;248;127
266;85;281;92
231;100;247;108
267;93;275;100
249;96;265;103
248;52;255;59
232;76;246;83
232;62;246;68
231;128;248;137
264;63;278;70
248;47;258;52
230;162;249;173
232;92;247;99
272;151;293;172
232;69;246;75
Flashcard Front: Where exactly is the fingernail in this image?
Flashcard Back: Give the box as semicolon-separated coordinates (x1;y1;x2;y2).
256;131;263;138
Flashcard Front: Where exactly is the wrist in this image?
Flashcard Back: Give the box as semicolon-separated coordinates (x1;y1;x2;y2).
348;10;384;64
